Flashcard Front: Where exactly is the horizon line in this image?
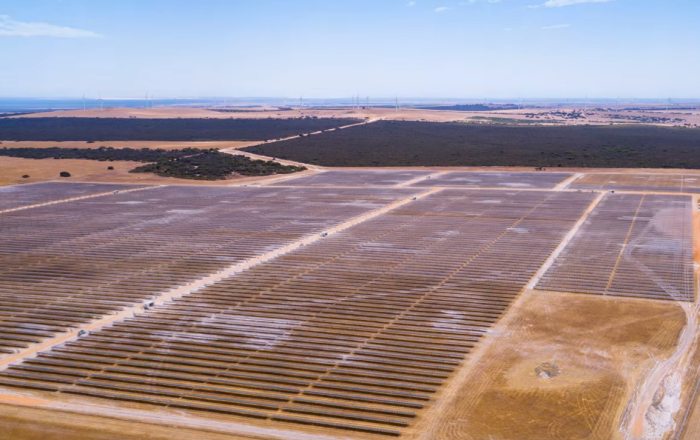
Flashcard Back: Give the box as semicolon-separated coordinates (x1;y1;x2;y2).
2;96;700;103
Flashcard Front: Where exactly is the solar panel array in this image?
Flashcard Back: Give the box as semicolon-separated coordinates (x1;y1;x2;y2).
0;189;595;436
411;172;571;189
571;173;700;193
277;170;432;187
0;170;696;438
536;194;694;301
0;182;146;211
0;185;416;356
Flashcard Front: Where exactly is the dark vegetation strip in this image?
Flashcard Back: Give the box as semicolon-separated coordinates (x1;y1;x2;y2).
0;117;360;141
130;152;305;179
244;120;700;168
0;146;202;162
0;147;305;179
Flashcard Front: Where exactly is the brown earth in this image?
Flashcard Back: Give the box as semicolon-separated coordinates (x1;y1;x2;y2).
6;156;700;189
410;290;687;440
12;106;368;120
0;403;252;440
13;105;699;127
0;156;283;186
679;343;700;440
674;197;700;440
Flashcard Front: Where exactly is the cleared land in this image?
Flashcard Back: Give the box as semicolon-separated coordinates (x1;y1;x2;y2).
415;290;687;440
11;105;700;128
0;157;279;187
244;121;700;168
0;117;359;141
0;147;306;180
0;169;699;440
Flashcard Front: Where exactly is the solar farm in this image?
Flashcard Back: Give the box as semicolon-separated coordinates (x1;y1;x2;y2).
0;169;698;440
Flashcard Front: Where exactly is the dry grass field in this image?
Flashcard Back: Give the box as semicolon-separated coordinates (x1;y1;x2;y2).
12;105;700;127
0;156;280;186
414;290;686;440
0;157;149;186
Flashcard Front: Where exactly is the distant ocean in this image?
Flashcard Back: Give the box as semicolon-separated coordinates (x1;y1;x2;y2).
0;97;403;112
0;97;416;113
0;98;226;112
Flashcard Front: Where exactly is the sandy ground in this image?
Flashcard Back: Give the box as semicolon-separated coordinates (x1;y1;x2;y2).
679;338;700;440
0;156;282;186
670;199;700;440
409;290;687;440
12;105;700;127
5;155;700;190
0;157;147;186
12;106;366;120
0;403;254;440
620;203;700;439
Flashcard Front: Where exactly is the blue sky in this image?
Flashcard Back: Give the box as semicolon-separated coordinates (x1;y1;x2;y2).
0;0;698;99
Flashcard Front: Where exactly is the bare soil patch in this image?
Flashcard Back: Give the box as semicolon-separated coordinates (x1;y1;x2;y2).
411;290;686;440
0;157;267;186
0;403;249;440
12;106;699;127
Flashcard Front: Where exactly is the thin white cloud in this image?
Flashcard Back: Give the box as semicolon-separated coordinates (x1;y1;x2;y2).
542;23;571;29
407;1;417;6
435;6;450;12
534;0;614;7
0;15;101;38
